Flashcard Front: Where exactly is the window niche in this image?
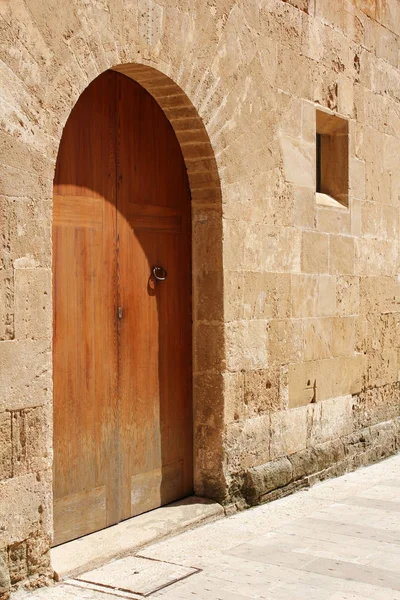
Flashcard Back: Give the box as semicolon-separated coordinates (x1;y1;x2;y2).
316;110;349;208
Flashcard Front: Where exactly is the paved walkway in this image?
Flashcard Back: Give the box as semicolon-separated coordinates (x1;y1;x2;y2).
18;454;400;600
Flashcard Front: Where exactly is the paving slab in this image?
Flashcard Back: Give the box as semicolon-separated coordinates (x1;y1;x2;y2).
75;556;198;596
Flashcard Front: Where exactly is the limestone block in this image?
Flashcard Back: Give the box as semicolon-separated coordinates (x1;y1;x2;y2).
302;101;316;143
291;274;336;317
365;349;398;387
353;0;378;19
304;318;332;361
225;320;267;372
11;405;52;477
8;540;28;584
366;164;391;206
293;186;315;229
355;238;398;276
0;271;14;340
301;231;329;273
14;269;51;340
1;198;52;271
277;94;303;138
336;275;360;315
194;322;224;373
316;206;351;235
289;439;344;480
225;414;270;470
270;406;308;459
268;319;303;365
243;367;283;415
338;74;355;117
224;272;291;322
26;529;51;576
352;383;400;429
192;210;223;273
332;317;356;356
0;471;51;547
0;340;51;411
0;411;11;480
291;274;319;317
244;457;293;505
223;371;244;425
194;271;224;323
276;46;312;100
317;274;337;316
349;157;366;199
362;202;399;240
360;276;400;314
350;198;361;237
379;0;400;37
284;0;313;13
288;355;365;407
280;135;315;188
221;169;293;226
0;549;10;596
224;221;301;273
356;313;398;353
329;235;355;275
261;0;303;54
307;395;353;446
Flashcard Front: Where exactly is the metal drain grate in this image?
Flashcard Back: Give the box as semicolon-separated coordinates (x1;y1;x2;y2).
70;556;200;597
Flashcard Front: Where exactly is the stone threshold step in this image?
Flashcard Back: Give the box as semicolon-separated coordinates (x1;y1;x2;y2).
51;496;224;580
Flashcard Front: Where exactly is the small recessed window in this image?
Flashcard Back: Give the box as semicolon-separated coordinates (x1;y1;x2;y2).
316;110;349;208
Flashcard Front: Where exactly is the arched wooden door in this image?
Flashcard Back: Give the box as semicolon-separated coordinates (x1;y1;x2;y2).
53;70;193;546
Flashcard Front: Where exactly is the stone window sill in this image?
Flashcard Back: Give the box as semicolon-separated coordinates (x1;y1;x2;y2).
315;192;348;210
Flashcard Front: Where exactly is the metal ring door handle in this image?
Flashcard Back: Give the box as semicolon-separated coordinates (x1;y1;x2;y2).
152;266;167;281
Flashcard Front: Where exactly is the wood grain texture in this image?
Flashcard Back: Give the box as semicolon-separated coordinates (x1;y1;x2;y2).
53;70;193;545
116;74;193;521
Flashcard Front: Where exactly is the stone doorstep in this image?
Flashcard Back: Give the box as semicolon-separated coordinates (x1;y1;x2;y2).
50;496;224;581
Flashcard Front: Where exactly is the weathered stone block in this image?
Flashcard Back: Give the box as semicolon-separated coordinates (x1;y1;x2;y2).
316;206;351;235
8;540;27;585
280;135;315;187
0;271;13;341
244;457;293;505
226;414;270;470
352;383;400;429
225;272;291;322
11;406;51;477
336;276;359;316
0;340;51;412
288;355;364;407
225;321;267;372
194;270;224;323
293;186;315;229
14;269;51;341
330;235;355;275
270;406;308;459
307;395;353;445
301;231;329;273
0;549;10;597
331;317;355;357
0;471;51;548
289;439;345;480
268;319;303;365
303;317;332;361
0;412;11;480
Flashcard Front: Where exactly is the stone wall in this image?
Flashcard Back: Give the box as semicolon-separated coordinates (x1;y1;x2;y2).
1;0;400;595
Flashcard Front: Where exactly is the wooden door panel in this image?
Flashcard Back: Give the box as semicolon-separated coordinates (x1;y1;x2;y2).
53;71;119;545
53;195;103;229
116;74;193;521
